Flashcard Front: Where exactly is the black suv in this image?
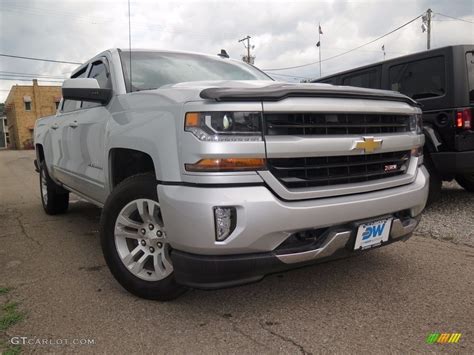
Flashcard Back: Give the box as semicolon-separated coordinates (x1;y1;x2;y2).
313;45;474;201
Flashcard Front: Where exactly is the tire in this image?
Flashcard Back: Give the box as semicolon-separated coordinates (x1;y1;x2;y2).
456;173;474;192
424;155;442;205
39;161;69;215
100;174;187;301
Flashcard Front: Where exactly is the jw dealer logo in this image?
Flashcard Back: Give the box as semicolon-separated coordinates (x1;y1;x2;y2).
362;223;386;240
426;333;462;344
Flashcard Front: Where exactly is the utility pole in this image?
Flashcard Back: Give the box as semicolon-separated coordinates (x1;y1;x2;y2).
238;35;254;64
426;8;432;50
422;9;432;50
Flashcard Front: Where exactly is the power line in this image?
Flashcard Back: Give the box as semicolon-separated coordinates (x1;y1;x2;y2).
0;77;63;83
434;12;474;24
262;13;424;71
0;53;81;65
0;71;66;79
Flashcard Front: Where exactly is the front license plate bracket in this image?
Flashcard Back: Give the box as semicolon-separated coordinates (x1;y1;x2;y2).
354;217;393;250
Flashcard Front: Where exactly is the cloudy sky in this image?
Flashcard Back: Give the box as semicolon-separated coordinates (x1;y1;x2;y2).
0;0;473;102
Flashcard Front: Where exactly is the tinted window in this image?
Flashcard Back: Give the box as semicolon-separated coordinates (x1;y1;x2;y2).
389;56;445;100
318;77;337;85
88;61;110;89
120;51;271;92
467;52;474;102
342;69;379;89
83;61;111;109
62;67;87;112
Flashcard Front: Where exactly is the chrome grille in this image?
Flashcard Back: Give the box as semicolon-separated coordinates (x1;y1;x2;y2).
267;151;411;189
265;113;411;135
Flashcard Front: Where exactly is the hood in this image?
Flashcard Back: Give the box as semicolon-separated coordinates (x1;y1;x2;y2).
137;80;419;106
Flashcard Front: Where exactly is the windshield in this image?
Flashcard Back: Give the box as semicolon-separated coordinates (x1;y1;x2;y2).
120;51;272;92
467;52;474;102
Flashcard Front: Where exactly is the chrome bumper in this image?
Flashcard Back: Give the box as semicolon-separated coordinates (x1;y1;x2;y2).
276;215;420;264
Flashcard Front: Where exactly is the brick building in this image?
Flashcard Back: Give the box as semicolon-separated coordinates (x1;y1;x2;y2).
4;80;61;149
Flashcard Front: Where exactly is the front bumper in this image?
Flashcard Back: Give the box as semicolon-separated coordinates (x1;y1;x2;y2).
171;215;421;289
430;150;474;174
159;167;428;288
158;166;428;255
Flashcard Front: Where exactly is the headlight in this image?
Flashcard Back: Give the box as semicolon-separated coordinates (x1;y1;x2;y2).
409;114;423;134
185;112;262;141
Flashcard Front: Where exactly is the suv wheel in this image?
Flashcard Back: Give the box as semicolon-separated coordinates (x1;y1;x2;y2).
424;154;442;204
100;174;186;301
456;173;474;192
39;161;69;215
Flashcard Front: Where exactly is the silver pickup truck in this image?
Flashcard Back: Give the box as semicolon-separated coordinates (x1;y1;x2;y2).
34;48;429;300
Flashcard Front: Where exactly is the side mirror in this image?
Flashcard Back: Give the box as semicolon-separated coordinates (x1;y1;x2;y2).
62;78;112;105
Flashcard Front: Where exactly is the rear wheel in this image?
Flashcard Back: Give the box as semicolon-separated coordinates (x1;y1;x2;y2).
456;173;474;192
39;162;69;215
100;174;186;301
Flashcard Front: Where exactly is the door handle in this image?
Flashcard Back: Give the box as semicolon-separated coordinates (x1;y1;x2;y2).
69;120;78;128
51;123;59;130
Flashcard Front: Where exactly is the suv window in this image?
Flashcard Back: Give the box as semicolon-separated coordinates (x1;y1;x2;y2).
342;69;380;89
389;56;446;100
467;52;474;102
82;60;111;109
319;77;337;85
62;67;87;112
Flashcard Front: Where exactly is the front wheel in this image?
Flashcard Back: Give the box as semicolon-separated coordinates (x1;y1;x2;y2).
456;173;474;192
100;174;186;301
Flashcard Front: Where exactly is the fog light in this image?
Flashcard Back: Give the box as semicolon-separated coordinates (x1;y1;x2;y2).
214;207;237;241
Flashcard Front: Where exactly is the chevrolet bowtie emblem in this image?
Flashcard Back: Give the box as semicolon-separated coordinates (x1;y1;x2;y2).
353;137;383;153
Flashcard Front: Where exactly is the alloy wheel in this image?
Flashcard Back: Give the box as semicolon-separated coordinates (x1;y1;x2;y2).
114;198;173;281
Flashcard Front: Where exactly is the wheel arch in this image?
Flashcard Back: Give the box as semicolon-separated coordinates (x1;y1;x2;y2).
108;147;158;190
35;143;45;163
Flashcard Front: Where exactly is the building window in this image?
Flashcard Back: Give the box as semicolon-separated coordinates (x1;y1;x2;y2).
24;101;32;111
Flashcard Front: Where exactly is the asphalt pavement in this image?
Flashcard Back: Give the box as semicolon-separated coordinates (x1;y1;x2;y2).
0;150;473;354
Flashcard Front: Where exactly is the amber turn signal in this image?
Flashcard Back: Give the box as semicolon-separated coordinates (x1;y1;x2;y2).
185;158;266;172
185;112;200;128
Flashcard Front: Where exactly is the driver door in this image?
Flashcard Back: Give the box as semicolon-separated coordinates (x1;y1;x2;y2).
61;58;112;203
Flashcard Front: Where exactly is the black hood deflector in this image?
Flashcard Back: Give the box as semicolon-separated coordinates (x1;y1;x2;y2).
200;83;420;107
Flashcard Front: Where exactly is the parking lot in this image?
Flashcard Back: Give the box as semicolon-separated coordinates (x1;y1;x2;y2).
0;149;473;353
